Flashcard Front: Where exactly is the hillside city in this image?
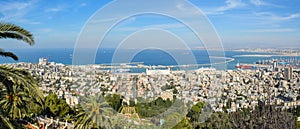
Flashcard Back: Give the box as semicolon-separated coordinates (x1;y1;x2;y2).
1;0;300;128
2;56;299;128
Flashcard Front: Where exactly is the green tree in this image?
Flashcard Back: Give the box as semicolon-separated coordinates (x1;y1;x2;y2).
229;103;295;129
74;106;98;129
136;97;174;118
75;93;114;129
172;117;193;129
0;22;43;129
187;102;205;123
0;66;44;118
206;112;231;129
43;94;73;118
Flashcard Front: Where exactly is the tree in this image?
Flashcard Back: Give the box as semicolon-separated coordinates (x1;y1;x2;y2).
207;112;231;129
187;102;205;123
172;117;193;129
162;112;182;128
0;66;44;117
0;66;44;129
43;94;73;118
136;97;174;118
75;93;114;129
74;106;98;129
0;22;42;128
229;103;295;129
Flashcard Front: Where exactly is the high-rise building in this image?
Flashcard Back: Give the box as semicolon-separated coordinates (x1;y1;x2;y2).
284;67;293;81
273;61;278;71
39;58;48;65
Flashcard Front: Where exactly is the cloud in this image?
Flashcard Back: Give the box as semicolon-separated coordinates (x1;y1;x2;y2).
249;0;283;7
217;0;245;12
0;0;37;22
205;0;246;15
0;1;31;11
279;13;300;20
45;6;64;12
247;28;296;33
255;12;300;21
250;0;267;6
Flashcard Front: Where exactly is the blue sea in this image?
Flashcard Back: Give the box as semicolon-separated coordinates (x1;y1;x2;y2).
1;48;299;70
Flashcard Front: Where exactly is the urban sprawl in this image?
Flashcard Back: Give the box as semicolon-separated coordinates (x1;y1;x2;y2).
4;58;300;109
2;57;300;127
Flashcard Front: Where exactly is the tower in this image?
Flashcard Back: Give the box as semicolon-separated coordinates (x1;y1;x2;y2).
284;67;292;81
273;61;278;71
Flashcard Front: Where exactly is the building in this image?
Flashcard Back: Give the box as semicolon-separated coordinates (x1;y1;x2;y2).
160;90;173;101
284;67;293;81
273;61;278;71
65;96;79;106
146;69;170;75
39;58;48;65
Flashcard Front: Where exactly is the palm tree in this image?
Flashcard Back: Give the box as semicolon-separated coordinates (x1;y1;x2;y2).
0;22;43;128
0;65;44;117
74;106;97;129
0;22;34;60
75;93;115;129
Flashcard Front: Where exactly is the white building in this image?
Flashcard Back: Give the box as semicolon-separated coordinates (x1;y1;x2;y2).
39;58;48;65
146;69;171;75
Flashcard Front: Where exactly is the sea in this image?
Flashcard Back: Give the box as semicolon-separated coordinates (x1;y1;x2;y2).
1;48;299;70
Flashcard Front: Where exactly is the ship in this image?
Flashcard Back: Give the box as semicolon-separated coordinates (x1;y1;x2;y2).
235;62;252;69
115;68;131;73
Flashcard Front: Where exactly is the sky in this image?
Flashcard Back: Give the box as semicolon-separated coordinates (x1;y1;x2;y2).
0;0;299;49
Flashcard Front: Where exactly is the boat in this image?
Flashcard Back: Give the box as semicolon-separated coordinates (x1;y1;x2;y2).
115;68;131;73
235;62;252;69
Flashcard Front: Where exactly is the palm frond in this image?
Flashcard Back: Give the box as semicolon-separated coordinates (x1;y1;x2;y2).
0;50;18;61
0;65;44;119
0;110;14;129
0;22;34;45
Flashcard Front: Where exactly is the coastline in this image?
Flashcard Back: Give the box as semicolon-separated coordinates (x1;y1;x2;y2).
233;54;300;58
232;49;300;57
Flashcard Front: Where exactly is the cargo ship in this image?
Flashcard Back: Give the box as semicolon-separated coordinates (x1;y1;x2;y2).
235;62;252;69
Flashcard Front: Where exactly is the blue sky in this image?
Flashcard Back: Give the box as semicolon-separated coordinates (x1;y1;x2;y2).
0;0;299;49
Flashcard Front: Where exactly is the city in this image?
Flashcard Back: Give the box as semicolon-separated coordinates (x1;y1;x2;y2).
1;0;300;128
2;55;299;128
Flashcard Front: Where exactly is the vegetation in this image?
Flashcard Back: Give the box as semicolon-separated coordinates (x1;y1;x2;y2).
75;93;114;129
174;101;297;129
0;22;299;129
172;117;193;129
187;102;205;124
135;97;173;117
105;94;123;112
43;94;75;119
37;93;299;129
0;22;44;128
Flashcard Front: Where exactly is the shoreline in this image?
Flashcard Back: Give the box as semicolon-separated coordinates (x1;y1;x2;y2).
232;49;300;57
1;57;235;68
233;54;300;58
